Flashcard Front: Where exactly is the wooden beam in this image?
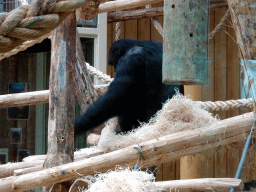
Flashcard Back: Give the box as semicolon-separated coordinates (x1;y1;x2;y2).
154;178;243;191
0;90;49;108
43;11;76;191
107;3;228;23
0;85;108;109
99;0;227;14
99;0;163;13
108;7;163;23
75;30;98;112
0;111;253;191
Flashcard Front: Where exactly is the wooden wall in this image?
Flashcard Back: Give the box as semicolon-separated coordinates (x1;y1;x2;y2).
106;5;255;182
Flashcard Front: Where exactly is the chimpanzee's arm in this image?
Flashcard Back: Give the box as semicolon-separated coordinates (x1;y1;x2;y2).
74;47;144;136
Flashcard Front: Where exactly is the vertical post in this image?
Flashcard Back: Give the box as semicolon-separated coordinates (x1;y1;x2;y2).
181;86;202;179
43;12;76;191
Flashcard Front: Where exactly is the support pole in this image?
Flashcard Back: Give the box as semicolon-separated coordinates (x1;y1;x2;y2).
43;11;76;191
181;85;202;179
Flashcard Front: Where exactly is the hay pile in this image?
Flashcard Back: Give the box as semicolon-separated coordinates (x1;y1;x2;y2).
85;167;162;192
98;93;218;152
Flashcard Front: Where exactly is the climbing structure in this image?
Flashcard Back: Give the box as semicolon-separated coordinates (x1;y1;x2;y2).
0;0;255;191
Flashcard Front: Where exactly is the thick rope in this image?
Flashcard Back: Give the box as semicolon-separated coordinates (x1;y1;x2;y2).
0;0;101;53
196;98;254;111
86;62;113;83
209;9;230;41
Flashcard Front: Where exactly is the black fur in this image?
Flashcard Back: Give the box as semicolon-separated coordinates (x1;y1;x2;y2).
75;39;184;135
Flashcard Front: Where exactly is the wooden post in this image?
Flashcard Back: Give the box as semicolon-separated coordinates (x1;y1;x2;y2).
43;12;76;191
75;30;98;113
181;85;202;179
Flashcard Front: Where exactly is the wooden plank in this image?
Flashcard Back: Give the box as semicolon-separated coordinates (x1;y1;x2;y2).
43;12;76;191
124;9;138;39
99;0;163;13
138;16;150;40
226;15;240;179
163;161;176;181
155;164;163;181
227;144;240;179
200;9;215;179
150;1;164;182
214;7;228;179
151;2;163;42
137;6;151;41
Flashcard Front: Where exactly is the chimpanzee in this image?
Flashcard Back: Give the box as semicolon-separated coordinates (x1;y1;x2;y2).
75;39;184;135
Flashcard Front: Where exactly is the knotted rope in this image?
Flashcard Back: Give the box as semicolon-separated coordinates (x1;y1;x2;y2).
0;0;101;54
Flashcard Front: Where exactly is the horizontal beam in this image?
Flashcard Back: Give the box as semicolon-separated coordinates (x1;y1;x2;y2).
107;3;228;23
154;178;242;191
0;111;253;191
99;0;163;14
0;84;108;109
99;0;227;15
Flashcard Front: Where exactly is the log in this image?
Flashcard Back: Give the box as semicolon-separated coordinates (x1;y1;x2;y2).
99;0;227;14
107;3;228;23
69;178;242;192
0;85;108;109
0;112;253;191
75;30;98;112
99;0;163;13
0;90;49;108
154;178;243;192
43;12;76;191
107;7;163;23
0;110;254;179
0;161;44;179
